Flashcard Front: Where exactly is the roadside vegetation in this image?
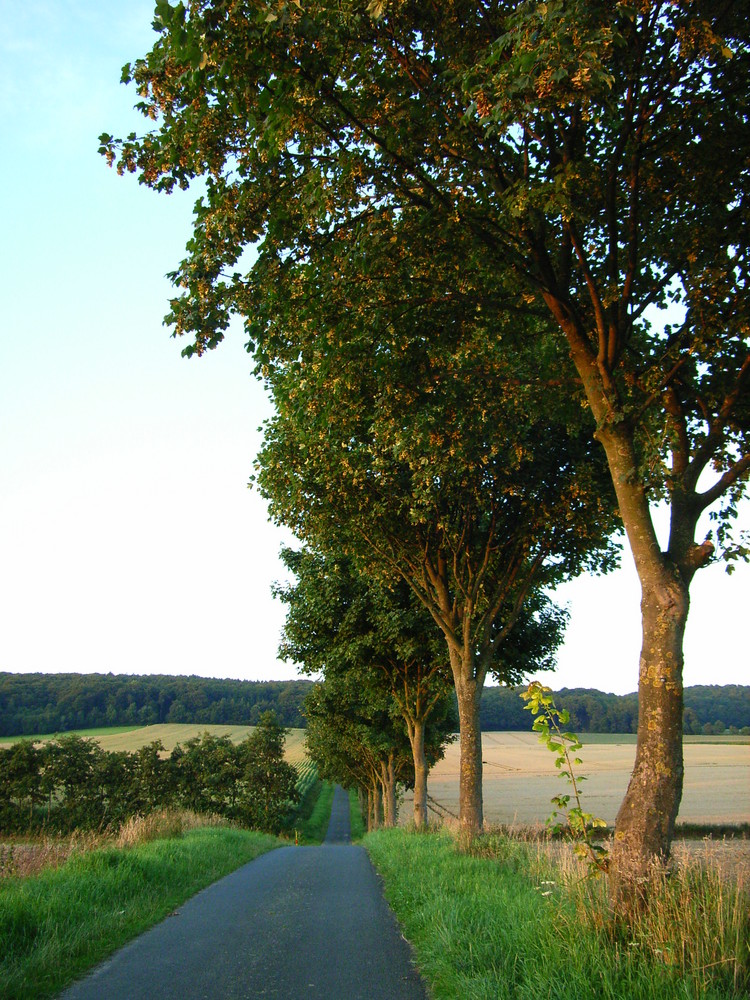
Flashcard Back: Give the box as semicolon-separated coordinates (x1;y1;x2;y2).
0;725;326;1000
365;827;749;1000
0;812;280;1000
293;780;335;844
285;759;336;845
348;788;366;842
0;711;298;836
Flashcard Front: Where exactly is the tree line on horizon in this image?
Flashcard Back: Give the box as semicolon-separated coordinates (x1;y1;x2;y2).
2;672;747;739
0;673;312;737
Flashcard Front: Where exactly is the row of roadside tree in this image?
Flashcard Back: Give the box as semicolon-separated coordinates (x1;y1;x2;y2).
106;1;749;914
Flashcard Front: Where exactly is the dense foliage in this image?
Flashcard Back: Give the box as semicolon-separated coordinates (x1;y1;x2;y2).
103;0;749;885
0;673;312;736
276;546;459;827
0;712;299;835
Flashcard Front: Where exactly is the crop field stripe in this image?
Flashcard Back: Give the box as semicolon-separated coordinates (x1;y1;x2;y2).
1;725;309;760
0;726;142;745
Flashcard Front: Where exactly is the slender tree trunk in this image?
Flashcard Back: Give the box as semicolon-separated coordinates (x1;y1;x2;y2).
380;759;397;828
387;753;397;826
407;718;428;828
451;650;484;834
367;786;374;831
374;782;384;828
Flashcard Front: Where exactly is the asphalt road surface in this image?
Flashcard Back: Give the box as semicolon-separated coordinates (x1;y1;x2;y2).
58;786;427;999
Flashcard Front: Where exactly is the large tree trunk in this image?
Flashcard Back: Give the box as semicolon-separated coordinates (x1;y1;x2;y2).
452;653;484;835
557;340;702;909
598;434;691;905
610;562;690;910
407;718;428;828
592;419;701;907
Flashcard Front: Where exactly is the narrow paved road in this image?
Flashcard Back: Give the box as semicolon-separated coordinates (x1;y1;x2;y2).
59;786;427;999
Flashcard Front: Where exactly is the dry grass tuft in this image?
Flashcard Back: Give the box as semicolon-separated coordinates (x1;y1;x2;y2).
0;832;102;880
0;810;231;880
534;837;750;994
114;809;228;848
621;844;748;993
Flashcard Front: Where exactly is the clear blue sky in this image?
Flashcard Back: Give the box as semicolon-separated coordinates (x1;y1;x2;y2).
1;0;747;694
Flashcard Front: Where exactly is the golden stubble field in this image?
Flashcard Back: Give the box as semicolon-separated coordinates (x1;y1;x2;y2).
405;731;750;827
95;725;310;766
0;726;309;766
3;726;746;826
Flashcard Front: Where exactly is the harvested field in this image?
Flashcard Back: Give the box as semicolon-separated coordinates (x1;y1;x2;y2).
405;731;749;827
0;725;308;764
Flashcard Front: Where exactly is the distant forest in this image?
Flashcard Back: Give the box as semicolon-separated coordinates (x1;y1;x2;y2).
480;684;750;735
0;673;313;736
1;673;748;738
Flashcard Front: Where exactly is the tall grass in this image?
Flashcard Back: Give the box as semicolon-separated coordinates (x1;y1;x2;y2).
293;780;335;843
364;827;749;1000
0;818;280;1000
348;788;366;841
287;780;363;843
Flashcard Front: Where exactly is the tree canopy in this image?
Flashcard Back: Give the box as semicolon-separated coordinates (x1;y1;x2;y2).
254;287;612;829
275;544;457;825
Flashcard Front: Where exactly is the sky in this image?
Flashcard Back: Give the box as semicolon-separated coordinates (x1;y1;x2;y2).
1;1;747;696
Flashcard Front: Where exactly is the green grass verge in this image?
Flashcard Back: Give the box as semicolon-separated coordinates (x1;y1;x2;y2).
364;828;748;1000
289;779;335;844
288;782;364;843
348;788;365;841
0;826;280;1000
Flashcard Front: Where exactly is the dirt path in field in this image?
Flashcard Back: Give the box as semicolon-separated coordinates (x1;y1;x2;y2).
57;786;427;1000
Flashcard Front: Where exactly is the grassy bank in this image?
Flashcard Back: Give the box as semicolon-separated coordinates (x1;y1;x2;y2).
348;788;366;841
291;779;335;843
289;781;364;843
364;828;749;1000
0;820;280;1000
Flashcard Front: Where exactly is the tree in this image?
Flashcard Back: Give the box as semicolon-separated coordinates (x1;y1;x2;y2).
255;283;611;832
0;740;44;830
106;0;749;897
303;675;415;830
237;711;299;832
276;545;456;827
171;731;242;814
